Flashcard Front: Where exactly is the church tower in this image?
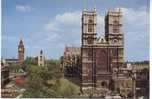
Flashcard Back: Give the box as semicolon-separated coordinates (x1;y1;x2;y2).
105;8;124;74
105;8;123;46
81;8;97;92
18;38;25;65
82;8;97;45
38;50;45;66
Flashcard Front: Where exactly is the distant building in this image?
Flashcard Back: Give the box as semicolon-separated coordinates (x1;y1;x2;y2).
5;38;25;66
5;59;18;65
38;50;45;66
62;46;81;77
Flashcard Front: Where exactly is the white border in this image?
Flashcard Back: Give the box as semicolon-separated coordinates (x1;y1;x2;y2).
150;0;151;99
0;0;2;98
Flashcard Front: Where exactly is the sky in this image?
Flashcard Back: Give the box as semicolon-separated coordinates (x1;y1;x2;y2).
2;0;149;61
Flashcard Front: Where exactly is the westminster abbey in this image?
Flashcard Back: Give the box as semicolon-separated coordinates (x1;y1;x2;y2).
81;8;127;96
62;8;134;97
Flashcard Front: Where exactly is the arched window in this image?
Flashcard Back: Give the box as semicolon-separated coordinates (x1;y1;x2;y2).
113;20;119;33
88;19;93;32
101;81;107;88
87;36;93;44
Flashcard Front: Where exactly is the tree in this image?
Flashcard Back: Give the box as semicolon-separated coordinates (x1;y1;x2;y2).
24;57;37;66
9;64;20;73
22;59;80;98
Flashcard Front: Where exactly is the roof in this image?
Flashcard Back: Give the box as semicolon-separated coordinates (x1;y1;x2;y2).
18;38;24;47
64;46;81;56
97;36;107;43
5;59;18;61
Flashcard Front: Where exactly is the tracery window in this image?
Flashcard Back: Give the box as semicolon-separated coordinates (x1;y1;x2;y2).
88;19;93;32
87;36;93;44
113;20;119;33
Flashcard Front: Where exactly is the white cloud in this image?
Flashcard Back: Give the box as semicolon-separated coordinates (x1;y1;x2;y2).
45;11;81;32
44;11;105;35
45;33;61;42
121;7;149;61
122;7;149;40
45;22;59;31
122;7;149;27
16;5;32;12
55;11;81;26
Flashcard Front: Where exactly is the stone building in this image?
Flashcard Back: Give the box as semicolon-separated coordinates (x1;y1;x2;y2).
62;46;81;77
5;59;19;65
62;8;136;98
38;50;45;66
80;8;132;97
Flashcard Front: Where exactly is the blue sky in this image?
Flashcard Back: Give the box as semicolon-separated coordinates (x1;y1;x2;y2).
2;0;149;61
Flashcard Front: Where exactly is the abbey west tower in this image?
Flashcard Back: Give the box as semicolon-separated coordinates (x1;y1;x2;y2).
81;8;124;94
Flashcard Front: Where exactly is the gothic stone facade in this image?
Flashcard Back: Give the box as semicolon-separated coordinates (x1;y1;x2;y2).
81;8;128;96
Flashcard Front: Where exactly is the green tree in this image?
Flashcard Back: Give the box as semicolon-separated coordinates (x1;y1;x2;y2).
22;59;80;98
24;57;37;65
9;64;20;73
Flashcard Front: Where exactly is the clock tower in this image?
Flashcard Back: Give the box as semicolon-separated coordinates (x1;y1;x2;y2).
18;38;25;65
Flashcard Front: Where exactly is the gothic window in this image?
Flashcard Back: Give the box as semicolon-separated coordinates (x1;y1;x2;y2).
113;26;119;33
113;20;119;33
118;49;123;57
113;20;119;25
87;49;92;61
87;36;93;44
88;19;93;32
101;81;107;88
96;49;108;72
112;49;118;57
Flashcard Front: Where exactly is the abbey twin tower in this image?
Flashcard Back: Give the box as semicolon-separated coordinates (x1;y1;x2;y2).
81;8;126;95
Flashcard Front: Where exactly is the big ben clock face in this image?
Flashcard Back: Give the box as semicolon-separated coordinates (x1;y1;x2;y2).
19;48;22;51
